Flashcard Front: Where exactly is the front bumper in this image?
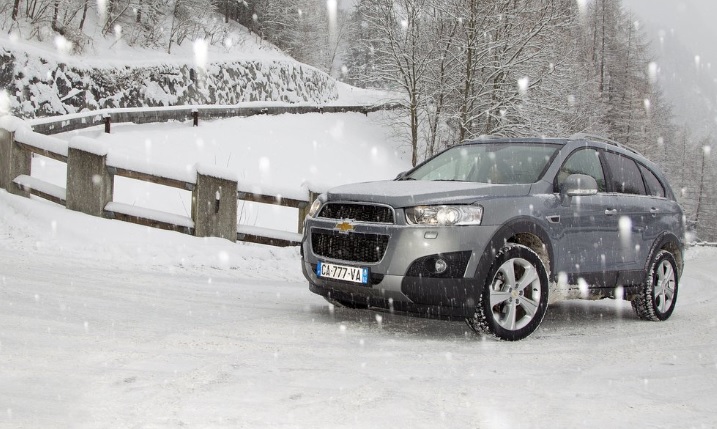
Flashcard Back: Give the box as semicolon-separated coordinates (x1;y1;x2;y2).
301;216;498;315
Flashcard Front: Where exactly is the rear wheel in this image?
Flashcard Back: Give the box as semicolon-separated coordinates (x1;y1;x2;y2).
632;250;678;321
467;244;549;341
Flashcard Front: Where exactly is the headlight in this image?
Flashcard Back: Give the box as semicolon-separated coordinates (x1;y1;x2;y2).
405;205;483;226
307;198;322;218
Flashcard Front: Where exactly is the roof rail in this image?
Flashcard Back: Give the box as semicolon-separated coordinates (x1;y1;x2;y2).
568;133;644;157
475;134;503;140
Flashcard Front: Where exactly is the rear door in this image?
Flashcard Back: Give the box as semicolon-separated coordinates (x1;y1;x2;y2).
637;163;682;260
601;151;650;270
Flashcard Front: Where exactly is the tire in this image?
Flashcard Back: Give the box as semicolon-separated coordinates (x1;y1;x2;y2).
632;250;678;321
466;244;549;341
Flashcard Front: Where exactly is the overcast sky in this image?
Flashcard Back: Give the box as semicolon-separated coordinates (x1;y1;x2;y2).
622;0;717;73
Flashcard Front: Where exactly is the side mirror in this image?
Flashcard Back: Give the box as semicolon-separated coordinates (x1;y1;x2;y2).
560;174;598;205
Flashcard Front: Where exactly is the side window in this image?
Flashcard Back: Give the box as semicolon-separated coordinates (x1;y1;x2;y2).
557;149;606;192
639;165;666;198
603;152;646;195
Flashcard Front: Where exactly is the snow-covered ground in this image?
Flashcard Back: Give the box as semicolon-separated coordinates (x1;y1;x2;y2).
1;113;716;428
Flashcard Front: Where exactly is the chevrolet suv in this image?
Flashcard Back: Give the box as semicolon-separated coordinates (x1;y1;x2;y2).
300;135;685;340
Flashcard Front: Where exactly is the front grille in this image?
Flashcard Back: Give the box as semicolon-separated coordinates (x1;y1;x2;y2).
318;203;394;224
312;230;389;263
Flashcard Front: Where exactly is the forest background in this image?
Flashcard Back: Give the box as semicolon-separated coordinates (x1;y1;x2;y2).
1;0;715;241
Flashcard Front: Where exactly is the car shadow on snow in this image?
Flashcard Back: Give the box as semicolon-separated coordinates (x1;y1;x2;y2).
307;303;473;341
307;297;640;340
537;298;641;336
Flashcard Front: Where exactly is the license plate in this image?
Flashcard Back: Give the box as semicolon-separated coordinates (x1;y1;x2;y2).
316;262;369;284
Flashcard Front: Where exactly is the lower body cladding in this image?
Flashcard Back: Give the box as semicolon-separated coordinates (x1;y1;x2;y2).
304;269;474;320
301;222;499;320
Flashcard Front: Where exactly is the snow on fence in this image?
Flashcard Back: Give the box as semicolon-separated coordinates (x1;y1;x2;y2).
0;107;381;247
27;103;402;135
689;241;717;248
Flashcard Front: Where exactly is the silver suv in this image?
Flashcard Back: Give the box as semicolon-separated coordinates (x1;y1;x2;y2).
300;135;685;340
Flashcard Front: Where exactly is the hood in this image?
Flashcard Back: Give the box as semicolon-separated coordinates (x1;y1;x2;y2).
326;180;532;208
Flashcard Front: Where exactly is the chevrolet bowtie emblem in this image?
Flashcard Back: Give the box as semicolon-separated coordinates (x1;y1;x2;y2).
335;221;355;233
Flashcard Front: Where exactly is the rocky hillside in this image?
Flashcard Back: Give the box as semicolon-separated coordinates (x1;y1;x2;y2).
1;45;339;119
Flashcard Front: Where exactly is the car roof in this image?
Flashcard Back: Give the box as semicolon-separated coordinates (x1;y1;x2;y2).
462;136;569;145
463;133;643;155
460;134;668;181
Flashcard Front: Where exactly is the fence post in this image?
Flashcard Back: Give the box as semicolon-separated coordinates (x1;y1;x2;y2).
0;127;31;197
66;137;113;217
192;165;238;242
297;190;319;235
192;109;199;127
103;114;111;133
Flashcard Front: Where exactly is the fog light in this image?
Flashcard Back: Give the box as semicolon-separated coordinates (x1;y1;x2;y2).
435;259;448;274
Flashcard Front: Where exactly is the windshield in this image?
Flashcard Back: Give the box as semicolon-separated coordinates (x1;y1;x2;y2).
405;143;560;184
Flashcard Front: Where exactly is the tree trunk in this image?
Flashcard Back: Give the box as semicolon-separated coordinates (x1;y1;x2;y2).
600;0;606;95
459;2;476;143
694;145;707;226
12;0;21;21
52;0;60;32
79;0;88;30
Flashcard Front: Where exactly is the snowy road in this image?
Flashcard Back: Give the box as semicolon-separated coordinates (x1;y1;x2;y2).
1;202;716;428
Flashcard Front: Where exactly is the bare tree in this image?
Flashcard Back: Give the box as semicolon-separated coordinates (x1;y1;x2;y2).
693;142;715;240
357;0;439;166
167;0;213;53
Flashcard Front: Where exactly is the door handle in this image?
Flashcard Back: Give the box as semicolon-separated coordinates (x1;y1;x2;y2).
605;209;618;216
650;207;659;216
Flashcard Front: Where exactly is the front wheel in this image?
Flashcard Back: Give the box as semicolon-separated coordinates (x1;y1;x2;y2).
632;250;678;321
467;244;549;341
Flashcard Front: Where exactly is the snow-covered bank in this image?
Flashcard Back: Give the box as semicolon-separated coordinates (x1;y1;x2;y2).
32;111;411;233
1;188;716;428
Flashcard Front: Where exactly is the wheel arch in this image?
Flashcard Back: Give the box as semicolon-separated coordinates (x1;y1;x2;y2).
646;232;684;279
471;217;555;283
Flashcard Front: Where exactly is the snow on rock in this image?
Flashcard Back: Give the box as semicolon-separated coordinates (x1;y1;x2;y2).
1;43;339;119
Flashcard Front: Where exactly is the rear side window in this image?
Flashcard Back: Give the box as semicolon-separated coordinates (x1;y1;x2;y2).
639;165;666;198
603;151;646;195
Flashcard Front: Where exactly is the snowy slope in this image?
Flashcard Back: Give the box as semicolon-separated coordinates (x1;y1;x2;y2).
1;110;716;428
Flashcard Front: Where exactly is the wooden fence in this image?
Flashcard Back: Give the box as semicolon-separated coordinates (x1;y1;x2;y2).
0;103;402;247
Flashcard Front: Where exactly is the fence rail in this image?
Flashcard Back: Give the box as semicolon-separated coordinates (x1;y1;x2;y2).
0;104;391;246
29;103;403;136
689;241;717;248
